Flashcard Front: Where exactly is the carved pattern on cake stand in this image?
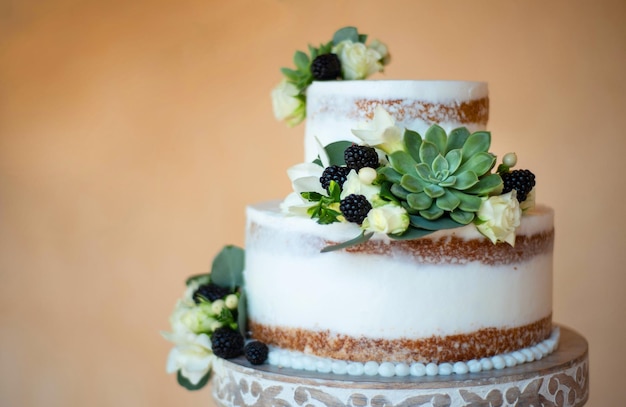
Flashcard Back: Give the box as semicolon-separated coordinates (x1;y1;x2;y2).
211;327;588;407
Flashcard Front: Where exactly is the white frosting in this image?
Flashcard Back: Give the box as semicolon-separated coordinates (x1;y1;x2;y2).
305;80;489;162
244;201;553;342
265;327;560;377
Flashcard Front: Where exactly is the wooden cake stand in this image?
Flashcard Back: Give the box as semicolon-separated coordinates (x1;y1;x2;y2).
211;326;588;407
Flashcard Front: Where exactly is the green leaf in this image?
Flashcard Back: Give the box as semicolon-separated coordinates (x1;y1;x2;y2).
431;154;449;174
321;231;374;253
177;370;210;391
237;290;247;338
358;34;368;43
404;129;423;162
424;124;447;154
389;151;418;176
457;152;496;176
439;175;456;188
400;174;424;193
419;140;439;167
445;149;463;173
407;192;432;210
390;183;411;200
410;215;464;231
379;181;398;203
419;205;444;220
464;173;503;195
462;131;491;159
327;181;341;201
424;183;445;198
389;227;435;240
415;162;432;181
453;171;479;190
294;50;310;71
379;166;402;184
436;190;461;211
450;210;475;224
301;191;323;202
210;245;245;290
324;141;352;166
450;190;483;212
185;273;211;287
280;67;301;81
446;127;471;153
333;27;360;44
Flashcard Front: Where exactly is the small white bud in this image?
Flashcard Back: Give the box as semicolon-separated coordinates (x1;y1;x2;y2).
225;294;239;309
503;152;517;168
211;299;225;315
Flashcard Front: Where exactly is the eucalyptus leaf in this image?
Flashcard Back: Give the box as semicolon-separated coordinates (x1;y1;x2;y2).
177;370;210;391
333;27;360;44
324;141;352;166
410;215;464;231
462;131;491;159
446;127;470;153
210;245;245;290
321;231;374;253
424;124;447;154
404;129;423;162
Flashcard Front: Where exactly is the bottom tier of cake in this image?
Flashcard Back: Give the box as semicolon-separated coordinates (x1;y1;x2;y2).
211;326;588;407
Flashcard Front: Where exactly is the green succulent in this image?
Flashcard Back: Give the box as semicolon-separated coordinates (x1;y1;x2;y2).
379;125;503;228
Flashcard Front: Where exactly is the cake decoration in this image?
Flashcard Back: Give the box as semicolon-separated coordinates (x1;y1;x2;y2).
271;26;390;127
282;105;537;250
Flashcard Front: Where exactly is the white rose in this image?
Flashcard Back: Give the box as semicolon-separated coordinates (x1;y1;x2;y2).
340;168;380;201
333;40;383;80
271;80;305;126
164;332;214;385
476;190;522;246
351;106;404;153
362;204;409;235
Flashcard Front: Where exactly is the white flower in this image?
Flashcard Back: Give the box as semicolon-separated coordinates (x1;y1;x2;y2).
476;190;522;246
163;331;214;385
271;80;305;126
362;203;409;235
333;40;383;80
368;39;390;65
340;168;380;201
170;300;216;334
352;106;404;153
281;162;326;215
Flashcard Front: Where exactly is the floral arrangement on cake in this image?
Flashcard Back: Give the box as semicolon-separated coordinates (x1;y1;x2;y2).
282;106;536;250
161;246;266;390
272;26;390;127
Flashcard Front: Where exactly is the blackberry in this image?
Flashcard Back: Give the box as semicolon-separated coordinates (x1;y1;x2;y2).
320;165;351;191
211;328;244;359
501;169;536;202
344;145;379;171
311;53;342;81
340;194;372;224
244;341;269;365
193;283;231;303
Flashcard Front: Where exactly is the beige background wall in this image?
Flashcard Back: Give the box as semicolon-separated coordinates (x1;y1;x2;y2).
1;0;624;406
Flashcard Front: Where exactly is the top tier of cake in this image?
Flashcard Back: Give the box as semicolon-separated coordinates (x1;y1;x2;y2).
304;80;489;162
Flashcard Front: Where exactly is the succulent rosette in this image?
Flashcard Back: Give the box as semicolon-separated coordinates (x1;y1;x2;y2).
162;246;246;390
272;26;390;127
283;106;538;250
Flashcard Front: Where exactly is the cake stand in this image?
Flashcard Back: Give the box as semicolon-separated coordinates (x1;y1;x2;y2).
211;326;588;407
